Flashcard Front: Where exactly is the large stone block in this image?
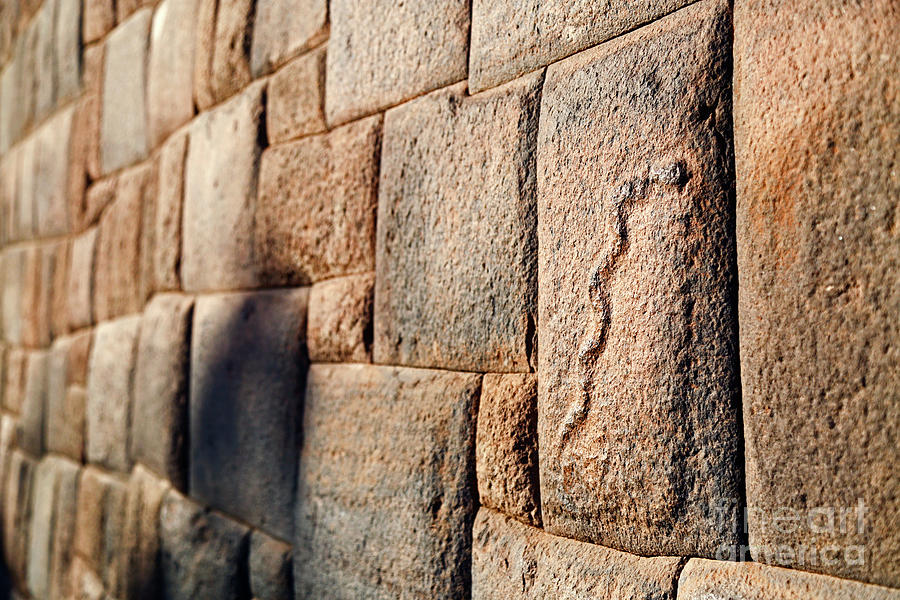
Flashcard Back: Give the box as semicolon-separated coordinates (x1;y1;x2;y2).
307;272;374;363
256;115;380;286
48;459;80;600
375;77;540;372
86;315;141;472
67;227;97;330
15;136;36;240
536;0;741;556
21;245;50;348
295;364;479;599
32;0;55;120
210;0;253;103
2;247;26;344
679;559;900;600
159;489;250;600
473;508;682;599
100;8;151;174
191;288;307;540
49;240;70;339
326;0;469;125
132;294;193;490
477;373;541;526
2;450;35;587
182;81;265;292
152;130;187;291
267;46;327;144
73;466;127;595
250;0;326;76
55;0;82;103
34;105;74;237
147;0;199;147
122;465;170;600
192;0;216;111
18;351;48;457
734;1;900;588
249;530;292;600
46;335;88;461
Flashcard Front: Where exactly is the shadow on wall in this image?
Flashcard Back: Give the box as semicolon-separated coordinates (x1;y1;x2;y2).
0;559;9;600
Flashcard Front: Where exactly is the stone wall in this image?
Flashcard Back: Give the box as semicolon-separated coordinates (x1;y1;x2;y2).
0;0;897;598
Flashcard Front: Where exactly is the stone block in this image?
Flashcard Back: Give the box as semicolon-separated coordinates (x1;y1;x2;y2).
267;45;327;144
159;489;250;600
132;294;193;490
192;0;216;111
21;245;50;348
100;8;151;174
472;508;682;599
48;459;80;600
55;0;82;103
86;315;141;472
256;115;380;286
49;240;70;338
734;0;900;587
82;44;105;183
83;0;114;43
3;347;27;414
295;364;479;599
477;373;541;526
0;414;14;494
32;0;55;120
210;0;253;103
147;0;199;147
250;0;326;76
15;136;36;240
374;77;540;372
249;530;292;600
679;559;900;600
2;247;26;344
46;336;87;461
18;351;48;457
307;272;374;363
0;151;16;241
73;466;127;594
153;131;187;291
67;227;97;330
34;105;74;237
0;61;17;153
191;288;307;540
122;465;170;600
2;450;35;586
182;81;265;292
536;0;741;557
326;0;469;125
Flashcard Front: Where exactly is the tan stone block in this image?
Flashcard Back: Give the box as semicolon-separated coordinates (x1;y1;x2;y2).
249;530;292;600
46;335;87;460
82;44;105;183
192;0;217;111
32;0;55;120
256;115;380;286
55;0;82;103
210;0;253;103
48;458;81;600
21;244;51;348
2;450;35;587
3;347;28;414
326;0;469;125
18;350;48;456
2;247;26;344
250;0;327;76
307;272;373;363
122;465;170;600
73;466;127;593
267;45;327;144
33;107;74;237
83;0;115;43
67;227;98;330
152;131;186;291
50;239;71;338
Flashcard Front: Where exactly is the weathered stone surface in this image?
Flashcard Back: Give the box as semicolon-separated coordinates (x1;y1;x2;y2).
83;0;115;43
267;46;327;144
0;151;16;240
536;0;741;557
153;130;187;291
3;347;27;414
0;61;17;154
67;227;97;330
81;44;105;183
679;559;900;600
0;414;15;494
32;0;55;120
182;81;264;292
46;335;89;460
49;240;70;338
191;288;307;540
375;77;540;372
159;489;250;600
473;508;682;599
21;245;50;348
86;315;141;472
147;0;199;147
2;247;26;344
326;0;469;125
295;364;479;599
48;457;80;600
256;114;380;286
117;0;154;23
94;164;152;321
69;557;106;600
18;351;48;457
307;272;374;363
210;0;253;103
132;294;193;490
192;0;216;111
250;0;326;76
470;0;693;93
85;175;117;231
249;530;292;600
122;465;170;600
734;1;900;588
34;103;74;238
100;8;151;174
15;138;36;240
477;373;541;526
55;0;82;103
2;450;35;587
73;466;127;594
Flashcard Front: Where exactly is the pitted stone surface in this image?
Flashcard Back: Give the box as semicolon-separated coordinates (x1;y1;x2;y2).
267;46;327;144
67;227;97;330
249;530;293;600
210;0;253;103
295;364;479;600
251;0;327;76
537;0;742;557
123;465;171;600
375;76;540;373
307;272;374;363
153;131;187;292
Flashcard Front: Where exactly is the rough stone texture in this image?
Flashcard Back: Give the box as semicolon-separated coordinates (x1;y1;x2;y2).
122;465;171;600
147;0;199;147
81;44;105;183
249;530;293;600
117;0;154;24
192;0;217;111
100;8;151;174
33;106;74;238
46;335;88;460
48;457;80;600
250;0;327;76
32;0;55;121
83;0;113;44
159;489;250;600
15;137;36;241
2;247;26;344
295;364;479;600
73;466;127;595
191;288;307;541
473;508;683;599
3;347;27;414
477;373;541;526
536;0;742;557
85;176;117;229
18;350;48;457
256;115;380;286
734;1;900;588
2;451;35;587
26;458;56;600
210;0;254;103
49;240;70;338
21;245;49;348
374;77;540;373
86;315;141;472
182;81;265;292
326;0;470;125
55;0;82;103
307;272;374;363
153;131;187;291
267;46;327;144
67;227;97;330
679;559;900;600
132;294;193;490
